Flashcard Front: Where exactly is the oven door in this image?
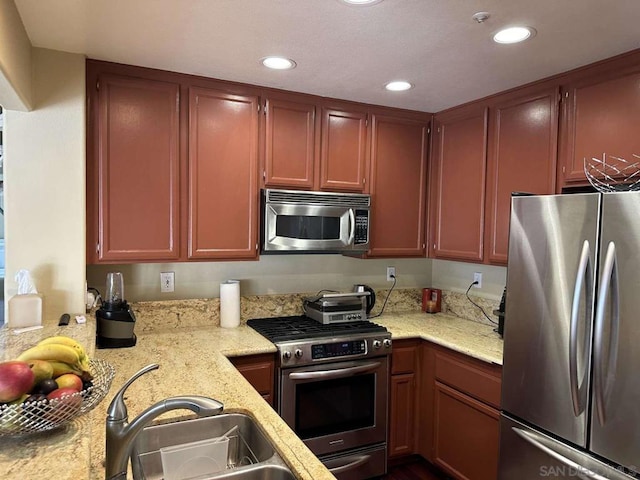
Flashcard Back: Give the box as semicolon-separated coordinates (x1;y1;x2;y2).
279;356;388;457
263;202;357;252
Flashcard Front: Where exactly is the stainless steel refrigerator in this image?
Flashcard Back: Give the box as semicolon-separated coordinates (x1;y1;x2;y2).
499;192;640;480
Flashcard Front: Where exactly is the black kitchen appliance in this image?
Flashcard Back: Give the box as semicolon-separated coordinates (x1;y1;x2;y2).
353;284;376;314
493;287;506;337
96;272;137;349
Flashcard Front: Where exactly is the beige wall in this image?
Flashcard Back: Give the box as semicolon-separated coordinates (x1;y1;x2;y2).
0;0;32;111
87;256;432;302
5;48;86;320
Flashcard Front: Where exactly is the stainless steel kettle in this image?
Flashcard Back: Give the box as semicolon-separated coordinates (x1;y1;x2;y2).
353;284;376;315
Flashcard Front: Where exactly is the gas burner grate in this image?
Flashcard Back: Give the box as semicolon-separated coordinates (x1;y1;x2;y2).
247;315;387;343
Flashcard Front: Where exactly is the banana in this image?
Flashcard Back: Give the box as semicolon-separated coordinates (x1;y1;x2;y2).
48;360;84;378
38;336;87;359
17;343;81;366
37;336;91;372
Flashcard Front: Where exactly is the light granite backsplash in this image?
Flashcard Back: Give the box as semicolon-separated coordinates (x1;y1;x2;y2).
442;291;501;327
128;287;498;333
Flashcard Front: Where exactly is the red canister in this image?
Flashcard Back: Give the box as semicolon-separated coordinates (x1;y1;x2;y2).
421;288;432;312
430;288;442;313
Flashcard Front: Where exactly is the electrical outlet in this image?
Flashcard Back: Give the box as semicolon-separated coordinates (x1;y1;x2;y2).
387;266;396;282
160;272;175;293
473;272;482;288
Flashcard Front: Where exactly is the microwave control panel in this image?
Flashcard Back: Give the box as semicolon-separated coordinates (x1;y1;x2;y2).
354;210;369;245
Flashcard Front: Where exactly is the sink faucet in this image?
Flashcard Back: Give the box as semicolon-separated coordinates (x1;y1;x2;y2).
104;364;224;480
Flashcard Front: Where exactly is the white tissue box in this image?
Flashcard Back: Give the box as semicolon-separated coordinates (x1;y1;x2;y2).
8;293;43;328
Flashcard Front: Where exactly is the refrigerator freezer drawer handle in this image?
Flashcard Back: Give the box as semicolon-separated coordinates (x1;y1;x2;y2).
511;427;611;480
569;240;593;417
593;241;620;426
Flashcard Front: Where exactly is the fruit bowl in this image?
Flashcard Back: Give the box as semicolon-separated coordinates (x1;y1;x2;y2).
584;153;640;192
0;358;115;436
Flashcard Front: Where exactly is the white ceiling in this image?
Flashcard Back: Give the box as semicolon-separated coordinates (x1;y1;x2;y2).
14;0;640;112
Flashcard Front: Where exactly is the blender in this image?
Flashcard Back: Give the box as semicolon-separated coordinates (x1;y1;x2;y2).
96;272;137;348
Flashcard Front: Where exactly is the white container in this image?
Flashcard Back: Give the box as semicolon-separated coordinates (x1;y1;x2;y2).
220;280;241;328
160;436;229;480
8;293;43;328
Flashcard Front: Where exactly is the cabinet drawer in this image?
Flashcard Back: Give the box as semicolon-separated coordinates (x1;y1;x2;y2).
391;340;419;374
434;350;501;408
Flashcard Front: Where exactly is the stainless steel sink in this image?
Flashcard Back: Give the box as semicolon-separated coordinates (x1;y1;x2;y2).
199;465;296;480
131;413;294;479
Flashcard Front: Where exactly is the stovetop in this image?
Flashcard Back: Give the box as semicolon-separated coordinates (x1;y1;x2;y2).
247;315;387;343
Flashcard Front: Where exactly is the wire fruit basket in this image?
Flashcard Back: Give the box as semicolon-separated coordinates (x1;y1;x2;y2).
584;153;640;193
0;358;115;436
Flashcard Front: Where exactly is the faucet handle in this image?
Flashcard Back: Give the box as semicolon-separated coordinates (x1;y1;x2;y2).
106;364;159;422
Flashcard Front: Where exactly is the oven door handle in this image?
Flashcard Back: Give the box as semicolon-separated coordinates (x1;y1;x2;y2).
288;361;382;381
327;455;370;475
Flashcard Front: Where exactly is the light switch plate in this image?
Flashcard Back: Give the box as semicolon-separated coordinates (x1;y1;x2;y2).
160;272;175;293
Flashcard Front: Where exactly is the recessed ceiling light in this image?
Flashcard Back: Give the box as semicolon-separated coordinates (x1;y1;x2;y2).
342;0;382;5
261;57;297;70
385;81;413;92
493;26;536;44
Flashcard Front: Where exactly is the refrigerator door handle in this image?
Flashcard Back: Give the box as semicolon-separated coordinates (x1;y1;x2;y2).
511;427;611;480
569;240;593;417
593;241;620;426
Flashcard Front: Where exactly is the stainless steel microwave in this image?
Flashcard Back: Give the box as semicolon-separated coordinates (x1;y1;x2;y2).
261;189;370;253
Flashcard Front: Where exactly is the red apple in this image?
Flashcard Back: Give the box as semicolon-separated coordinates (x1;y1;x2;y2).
54;373;83;392
46;388;82;415
0;361;35;403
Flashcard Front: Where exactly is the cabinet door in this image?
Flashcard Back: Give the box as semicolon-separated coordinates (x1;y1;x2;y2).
230;354;275;407
559;66;640;186
434;382;500;480
369;114;428;257
430;107;488;262
188;87;259;259
485;87;558;265
264;98;316;189
389;340;419;458
320;107;368;192
389;373;416;458
94;74;180;262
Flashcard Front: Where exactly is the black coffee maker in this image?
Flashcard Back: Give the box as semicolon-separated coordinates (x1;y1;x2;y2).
493;287;507;337
96;272;137;348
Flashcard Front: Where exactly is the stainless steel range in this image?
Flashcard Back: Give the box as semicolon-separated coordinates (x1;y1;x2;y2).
247;315;391;480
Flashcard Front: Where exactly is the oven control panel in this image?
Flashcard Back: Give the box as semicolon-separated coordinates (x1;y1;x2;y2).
311;340;367;360
278;334;391;366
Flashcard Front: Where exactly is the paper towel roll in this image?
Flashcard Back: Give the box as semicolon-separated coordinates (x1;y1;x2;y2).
220;280;241;328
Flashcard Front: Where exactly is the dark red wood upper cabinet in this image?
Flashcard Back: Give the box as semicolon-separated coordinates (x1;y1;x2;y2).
188;87;259;259
430;106;488;263
485;86;559;265
264;98;316;189
320;107;368;192
94;74;181;262
368;114;428;257
559;64;640;187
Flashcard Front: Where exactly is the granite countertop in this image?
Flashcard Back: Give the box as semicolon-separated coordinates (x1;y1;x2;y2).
0;309;503;480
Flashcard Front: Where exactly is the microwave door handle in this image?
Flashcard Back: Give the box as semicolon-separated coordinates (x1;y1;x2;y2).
593;241;620;426
327;455;370;475
288;361;382;381
347;209;355;245
511;427;610;480
569;240;592;417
